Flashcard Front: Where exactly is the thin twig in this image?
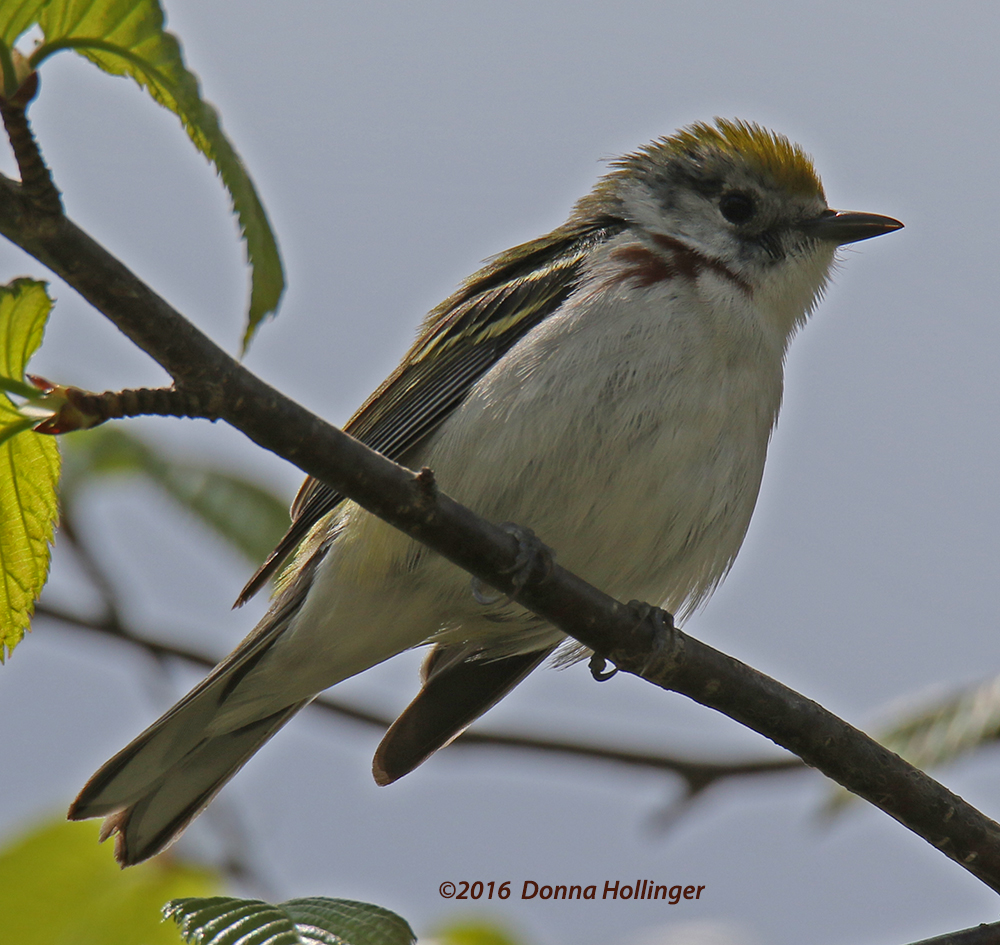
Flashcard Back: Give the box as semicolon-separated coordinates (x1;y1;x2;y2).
34;384;217;433
0;73;62;216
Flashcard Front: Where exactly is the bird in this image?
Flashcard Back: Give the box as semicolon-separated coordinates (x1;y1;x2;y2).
69;118;902;865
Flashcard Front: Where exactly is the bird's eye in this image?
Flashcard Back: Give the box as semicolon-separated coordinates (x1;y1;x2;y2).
719;191;756;225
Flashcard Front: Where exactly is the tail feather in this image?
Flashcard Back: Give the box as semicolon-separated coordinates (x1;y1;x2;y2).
70;619;295;822
76;702;306;866
70;688;233;820
372;645;554;786
69;587;312;864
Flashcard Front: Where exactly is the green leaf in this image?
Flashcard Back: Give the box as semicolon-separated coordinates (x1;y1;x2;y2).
428;920;527;945
0;817;220;945
165;896;416;945
0;278;59;659
14;0;284;348
62;425;289;564
0;2;47;49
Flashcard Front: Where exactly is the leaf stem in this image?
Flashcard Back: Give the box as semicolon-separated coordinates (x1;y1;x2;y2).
30;38;174;88
0;374;43;400
0;40;16;98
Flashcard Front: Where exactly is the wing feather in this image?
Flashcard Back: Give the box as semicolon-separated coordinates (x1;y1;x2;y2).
236;218;626;605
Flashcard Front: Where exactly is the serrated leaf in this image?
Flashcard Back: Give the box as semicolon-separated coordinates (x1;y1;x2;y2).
165;896;416;945
825;675;1000;813
14;0;284;348
61;425;289;563
0;817;219;945
0;278;59;659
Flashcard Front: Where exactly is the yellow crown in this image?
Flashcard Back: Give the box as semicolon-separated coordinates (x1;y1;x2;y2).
626;118;824;200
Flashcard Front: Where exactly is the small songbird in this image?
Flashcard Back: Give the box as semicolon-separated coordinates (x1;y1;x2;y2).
69;119;902;864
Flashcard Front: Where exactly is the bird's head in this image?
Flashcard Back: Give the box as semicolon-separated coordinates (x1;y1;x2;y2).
576;118;902;337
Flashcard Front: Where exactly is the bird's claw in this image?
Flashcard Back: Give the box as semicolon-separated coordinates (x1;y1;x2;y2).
625;600;676;672
471;523;555;606
471;579;504;606
625;600;675;638
589;653;618;681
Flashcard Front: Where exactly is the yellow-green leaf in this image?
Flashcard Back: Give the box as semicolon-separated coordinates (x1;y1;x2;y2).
17;0;284;348
0;817;220;945
428;920;527;945
0;278;59;659
0;2;47;51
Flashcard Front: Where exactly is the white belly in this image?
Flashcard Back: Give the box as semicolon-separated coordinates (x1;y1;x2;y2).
423;283;784;615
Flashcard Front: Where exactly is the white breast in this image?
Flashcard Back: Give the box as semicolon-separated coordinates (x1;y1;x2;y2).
423;260;787;618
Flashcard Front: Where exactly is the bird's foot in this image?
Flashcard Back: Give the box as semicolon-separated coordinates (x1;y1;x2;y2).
625;600;675;638
588;601;676;681
471;523;555;606
627;600;676;674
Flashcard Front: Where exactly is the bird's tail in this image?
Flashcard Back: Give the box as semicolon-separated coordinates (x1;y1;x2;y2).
68;595;311;866
69;697;307;865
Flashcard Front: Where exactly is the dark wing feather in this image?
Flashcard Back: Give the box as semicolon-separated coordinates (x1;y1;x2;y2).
236;217;626;605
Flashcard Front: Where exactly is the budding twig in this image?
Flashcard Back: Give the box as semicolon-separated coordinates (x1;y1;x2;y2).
27;378;218;434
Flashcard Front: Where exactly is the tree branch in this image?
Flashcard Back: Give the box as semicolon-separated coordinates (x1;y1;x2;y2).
5;168;1000;892
907;920;1000;945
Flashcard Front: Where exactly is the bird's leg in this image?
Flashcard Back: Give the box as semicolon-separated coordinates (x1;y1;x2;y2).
471;523;555;605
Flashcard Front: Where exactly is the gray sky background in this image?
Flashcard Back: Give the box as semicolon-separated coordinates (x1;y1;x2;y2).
1;2;999;944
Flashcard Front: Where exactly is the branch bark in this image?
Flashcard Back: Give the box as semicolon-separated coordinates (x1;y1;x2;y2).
908;920;1000;945
4;169;1000;891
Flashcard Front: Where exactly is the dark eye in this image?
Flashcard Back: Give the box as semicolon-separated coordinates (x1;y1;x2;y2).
719;191;756;225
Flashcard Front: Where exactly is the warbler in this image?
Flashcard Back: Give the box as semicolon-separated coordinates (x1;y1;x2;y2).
69;119;902;864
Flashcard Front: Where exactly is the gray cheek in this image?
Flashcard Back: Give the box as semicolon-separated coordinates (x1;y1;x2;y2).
734;229;785;266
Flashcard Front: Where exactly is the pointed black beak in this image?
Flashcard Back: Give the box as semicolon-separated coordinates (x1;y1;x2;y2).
798;209;903;245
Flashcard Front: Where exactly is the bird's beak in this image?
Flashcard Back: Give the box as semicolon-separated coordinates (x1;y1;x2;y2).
798;209;903;245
